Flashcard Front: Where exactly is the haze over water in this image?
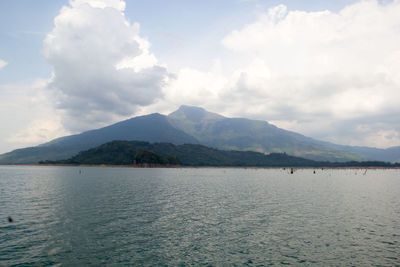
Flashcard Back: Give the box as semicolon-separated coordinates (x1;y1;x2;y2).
1;166;399;265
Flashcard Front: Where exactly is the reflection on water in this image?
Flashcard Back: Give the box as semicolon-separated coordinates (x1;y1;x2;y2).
0;166;399;265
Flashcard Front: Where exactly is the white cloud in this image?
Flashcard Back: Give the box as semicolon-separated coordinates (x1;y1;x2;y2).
223;1;400;76
0;59;7;69
70;0;126;10
3;0;400;152
149;0;400;148
7;119;67;146
43;0;170;132
0;80;69;153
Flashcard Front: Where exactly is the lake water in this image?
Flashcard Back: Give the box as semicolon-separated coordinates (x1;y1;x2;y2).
0;166;399;266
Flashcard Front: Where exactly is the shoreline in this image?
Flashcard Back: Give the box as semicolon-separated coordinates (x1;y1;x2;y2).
2;164;400;170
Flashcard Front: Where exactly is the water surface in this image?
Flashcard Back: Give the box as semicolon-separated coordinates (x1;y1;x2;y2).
0;166;399;265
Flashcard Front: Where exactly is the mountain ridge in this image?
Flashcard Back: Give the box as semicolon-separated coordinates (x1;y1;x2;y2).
0;113;198;164
168;106;363;162
1;105;399;164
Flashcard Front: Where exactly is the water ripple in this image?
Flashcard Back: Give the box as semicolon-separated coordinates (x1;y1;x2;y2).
0;166;399;266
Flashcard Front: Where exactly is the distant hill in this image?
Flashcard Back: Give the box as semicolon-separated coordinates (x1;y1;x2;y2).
315;142;400;163
168;106;362;162
37;140;327;167
0;113;198;164
1;105;399;164
42;140;400;168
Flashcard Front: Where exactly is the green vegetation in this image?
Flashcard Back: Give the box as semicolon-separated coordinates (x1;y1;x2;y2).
133;150;180;165
40;140;400;168
40;141;177;166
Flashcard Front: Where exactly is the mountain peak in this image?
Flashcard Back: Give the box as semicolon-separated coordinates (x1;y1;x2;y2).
178;105;205;112
168;105;224;122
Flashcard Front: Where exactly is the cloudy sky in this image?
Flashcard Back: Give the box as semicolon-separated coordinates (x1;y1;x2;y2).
1;0;400;153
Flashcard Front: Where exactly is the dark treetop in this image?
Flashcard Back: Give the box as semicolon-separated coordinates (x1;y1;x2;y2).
40;140;400;168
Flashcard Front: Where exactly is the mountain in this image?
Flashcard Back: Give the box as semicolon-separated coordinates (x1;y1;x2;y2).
167;105;362;162
1;105;399;164
0;113;198;164
315;142;400;163
168;106;400;162
43;140;400;168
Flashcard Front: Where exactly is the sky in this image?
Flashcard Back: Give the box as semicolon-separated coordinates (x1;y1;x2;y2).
1;0;400;153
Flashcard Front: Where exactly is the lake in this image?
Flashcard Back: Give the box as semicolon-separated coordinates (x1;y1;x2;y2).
0;166;399;266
